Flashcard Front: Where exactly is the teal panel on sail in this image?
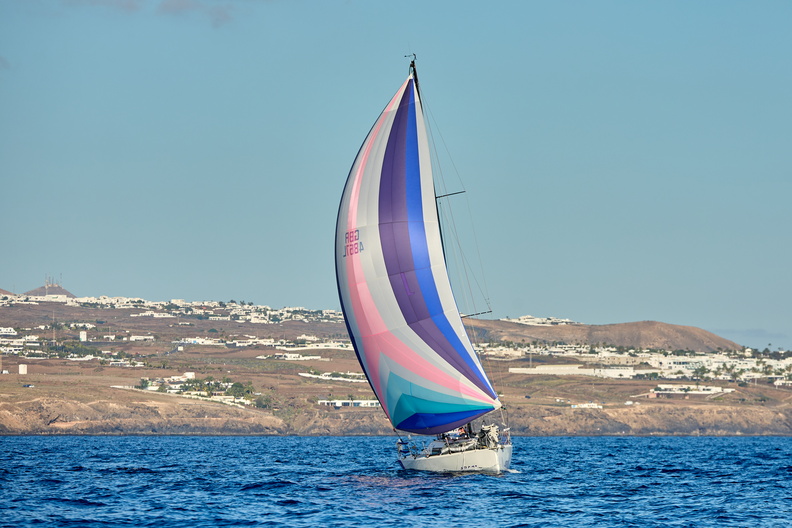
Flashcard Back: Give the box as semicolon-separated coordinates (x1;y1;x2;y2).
386;370;496;431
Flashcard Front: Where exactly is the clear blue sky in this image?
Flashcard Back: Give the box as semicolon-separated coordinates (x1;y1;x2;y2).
1;1;790;350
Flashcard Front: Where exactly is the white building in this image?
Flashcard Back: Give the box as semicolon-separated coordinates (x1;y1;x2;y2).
509;364;656;379
317;399;380;408
501;315;578;326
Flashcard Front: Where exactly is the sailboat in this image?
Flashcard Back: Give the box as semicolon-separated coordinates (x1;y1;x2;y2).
335;58;512;472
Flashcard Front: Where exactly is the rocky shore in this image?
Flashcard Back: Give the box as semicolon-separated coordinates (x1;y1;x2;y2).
4;391;792;437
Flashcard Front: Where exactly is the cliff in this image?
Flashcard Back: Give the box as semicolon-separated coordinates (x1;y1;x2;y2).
3;390;792;437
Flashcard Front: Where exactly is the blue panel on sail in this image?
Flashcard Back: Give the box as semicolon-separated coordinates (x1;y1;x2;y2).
396;409;493;435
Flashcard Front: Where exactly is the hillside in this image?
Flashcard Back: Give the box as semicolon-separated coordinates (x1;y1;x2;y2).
22;284;76;298
465;319;741;352
3;299;782;437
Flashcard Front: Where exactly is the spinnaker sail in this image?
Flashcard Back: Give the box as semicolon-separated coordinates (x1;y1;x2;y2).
335;62;501;435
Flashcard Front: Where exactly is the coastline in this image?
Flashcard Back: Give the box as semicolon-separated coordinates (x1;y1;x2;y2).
2;301;791;438
3;387;792;437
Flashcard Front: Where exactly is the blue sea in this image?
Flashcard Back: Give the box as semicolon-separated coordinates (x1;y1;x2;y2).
1;436;791;527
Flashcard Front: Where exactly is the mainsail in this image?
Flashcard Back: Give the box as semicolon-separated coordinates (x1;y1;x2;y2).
335;63;501;435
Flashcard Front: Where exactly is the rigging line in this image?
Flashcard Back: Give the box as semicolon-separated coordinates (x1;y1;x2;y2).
424;131;489;317
421;94;480;316
437;198;491;319
421;90;496;400
434;189;488;316
421;101;489;392
420;83;508;418
422;103;492;315
437;198;484;317
499;406;510;430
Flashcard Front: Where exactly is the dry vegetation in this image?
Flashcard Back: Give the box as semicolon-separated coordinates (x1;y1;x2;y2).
2;303;791;436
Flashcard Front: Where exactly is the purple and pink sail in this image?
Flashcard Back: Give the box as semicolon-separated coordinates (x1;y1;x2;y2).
335;69;501;435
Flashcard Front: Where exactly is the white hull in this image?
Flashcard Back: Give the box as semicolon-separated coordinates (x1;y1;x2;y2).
399;444;512;473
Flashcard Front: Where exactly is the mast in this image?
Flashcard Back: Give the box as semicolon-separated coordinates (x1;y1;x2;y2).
408;54;420;97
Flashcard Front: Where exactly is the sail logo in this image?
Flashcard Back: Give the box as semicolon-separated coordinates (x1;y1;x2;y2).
342;229;364;257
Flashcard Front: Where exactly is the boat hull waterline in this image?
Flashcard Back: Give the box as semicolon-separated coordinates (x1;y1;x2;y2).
399;444;513;472
397;423;512;472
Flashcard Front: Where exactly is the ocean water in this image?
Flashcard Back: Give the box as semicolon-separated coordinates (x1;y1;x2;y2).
1;436;791;527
